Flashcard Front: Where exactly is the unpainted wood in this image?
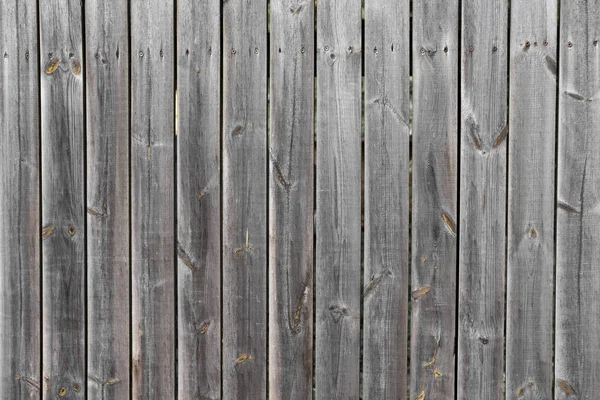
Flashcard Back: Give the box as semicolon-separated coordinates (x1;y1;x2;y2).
268;0;314;399
0;0;40;398
130;0;175;398
458;0;508;398
176;0;221;398
363;0;410;398
410;0;459;398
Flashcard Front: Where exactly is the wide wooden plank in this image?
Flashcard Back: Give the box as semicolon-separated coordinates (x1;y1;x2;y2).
505;1;556;399
130;0;175;398
410;0;459;398
458;0;508;398
85;0;130;397
315;0;362;398
0;0;40;397
363;0;410;398
555;2;600;398
221;0;267;397
268;0;314;398
40;0;86;397
176;0;221;398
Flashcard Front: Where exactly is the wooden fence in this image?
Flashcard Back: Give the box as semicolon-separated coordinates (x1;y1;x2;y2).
1;0;598;398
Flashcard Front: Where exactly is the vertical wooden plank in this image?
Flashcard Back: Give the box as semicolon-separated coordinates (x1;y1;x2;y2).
130;0;175;398
410;0;459;398
40;0;86;397
85;0;130;397
268;0;314;398
0;0;40;397
315;0;362;398
458;0;508;398
221;0;267;397
556;3;600;399
506;1;556;399
176;0;221;398
363;0;410;398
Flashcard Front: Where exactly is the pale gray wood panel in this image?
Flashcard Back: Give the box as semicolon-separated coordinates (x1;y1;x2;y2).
555;2;600;399
410;0;459;398
268;0;314;398
40;0;86;397
315;0;362;398
130;0;175;398
506;1;557;399
363;0;410;398
458;0;508;398
221;0;267;397
176;0;221;397
0;0;40;397
85;1;130;398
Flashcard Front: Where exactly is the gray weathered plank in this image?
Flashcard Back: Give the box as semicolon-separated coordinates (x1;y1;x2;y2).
410;0;459;398
130;0;175;398
505;1;556;399
363;0;410;398
268;0;314;398
315;0;362;398
555;2;600;399
176;0;221;398
458;0;508;398
40;0;86;397
85;0;130;398
221;0;267;397
0;0;40;397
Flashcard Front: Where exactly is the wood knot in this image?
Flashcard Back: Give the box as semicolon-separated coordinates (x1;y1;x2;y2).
58;387;67;397
45;57;60;75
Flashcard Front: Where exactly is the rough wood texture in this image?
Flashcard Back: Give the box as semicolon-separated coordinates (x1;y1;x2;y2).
506;1;556;399
85;1;130;398
40;0;86;398
363;0;410;398
556;2;600;399
268;0;314;399
221;0;267;397
458;0;508;398
315;0;362;398
176;0;221;398
0;0;40;397
410;0;459;398
130;0;175;398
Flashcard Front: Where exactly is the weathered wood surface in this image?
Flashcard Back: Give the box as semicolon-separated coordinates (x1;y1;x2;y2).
556;2;600;399
40;0;86;397
0;0;40;397
363;0;409;398
130;0;175;398
458;0;508;398
176;0;221;398
315;0;362;398
506;1;556;398
268;0;314;399
85;0;130;398
410;0;459;398
221;0;267;397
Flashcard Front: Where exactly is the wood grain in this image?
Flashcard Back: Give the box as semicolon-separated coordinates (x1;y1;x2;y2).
0;0;40;398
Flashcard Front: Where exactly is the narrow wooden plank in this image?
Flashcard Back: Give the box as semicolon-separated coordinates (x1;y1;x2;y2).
85;0;130;397
221;0;267;397
0;0;40;397
458;0;508;398
268;0;314;398
410;0;459;398
363;0;410;398
130;0;175;398
555;3;600;398
315;0;362;398
176;0;221;397
40;0;86;397
505;1;556;399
